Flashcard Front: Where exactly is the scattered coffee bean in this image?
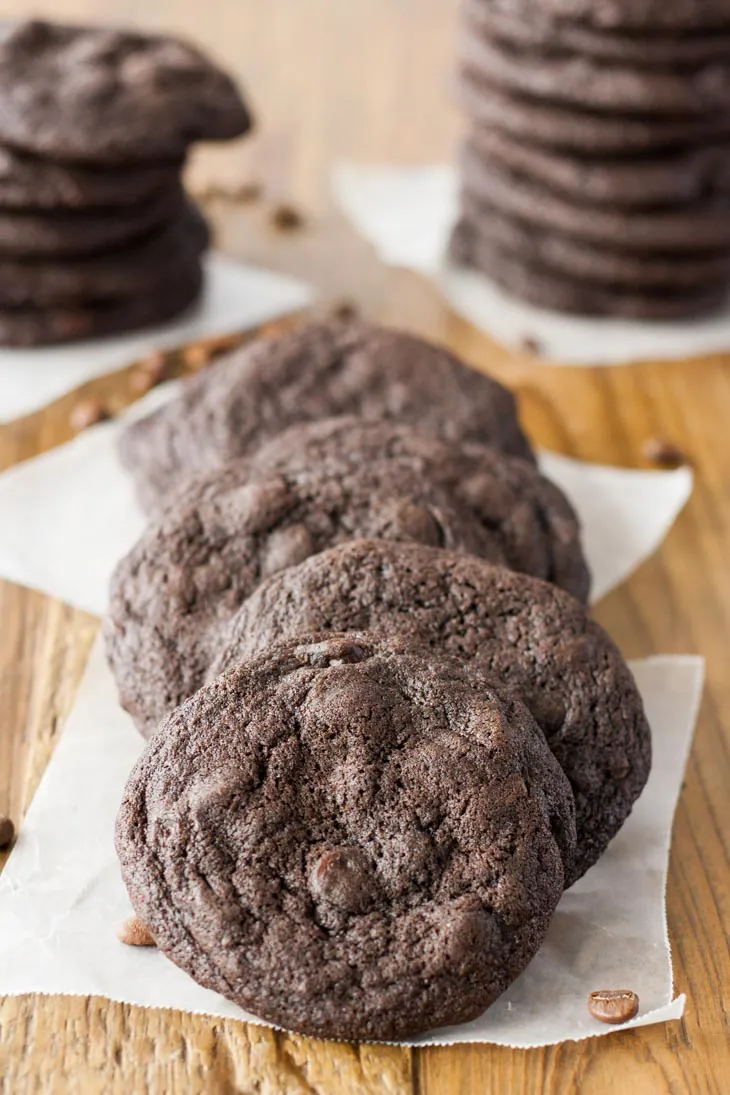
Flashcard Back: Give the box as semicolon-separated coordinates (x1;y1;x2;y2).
642;436;688;468
69;398;110;432
116;916;156;947
0;814;15;848
520;334;544;357
270;203;305;231
588;989;639;1024
332;299;359;322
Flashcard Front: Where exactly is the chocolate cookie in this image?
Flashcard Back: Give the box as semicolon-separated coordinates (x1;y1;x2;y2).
0;204;209;306
480;0;730;31
119;320;534;513
0;181;185;258
0;264;203;347
450;217;729;318
466;127;730;209
116;632;576;1040
460;22;730;115
460;159;730;252
459;70;730;154
465;0;730;66
0;21;251;163
105;451;529;738
213;540;652;886
250;417;590;602
450;208;730;291
0;143;184;209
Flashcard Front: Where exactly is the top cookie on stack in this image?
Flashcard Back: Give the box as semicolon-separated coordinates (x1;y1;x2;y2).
452;0;730;318
0;20;250;345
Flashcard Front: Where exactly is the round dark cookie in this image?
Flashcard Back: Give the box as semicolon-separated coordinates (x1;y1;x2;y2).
478;0;730;31
465;0;730;66
0;143;184;209
105;451;527;738
0;181;185;257
250;416;590;602
0;204;209;306
0;21;251;163
116;631;576;1041
118;319;534;514
466;128;730;210
450;209;730;292
449;221;728;319
0;264;203;347
212;540;653;887
458;70;730;154
460;26;730;117
460;159;730;252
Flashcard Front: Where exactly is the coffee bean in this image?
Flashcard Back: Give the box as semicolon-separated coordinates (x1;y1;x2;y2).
520;334;544;357
642;436;688;468
116;915;156;947
588;989;639;1024
0;814;15;848
270;203;305;231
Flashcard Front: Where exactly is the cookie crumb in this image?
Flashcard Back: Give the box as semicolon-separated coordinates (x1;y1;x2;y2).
588;989;639;1024
69;398;109;432
270;203;305;231
332;300;359;322
520;334;544;357
0;814;15;848
642;436;688;468
117;916;156;947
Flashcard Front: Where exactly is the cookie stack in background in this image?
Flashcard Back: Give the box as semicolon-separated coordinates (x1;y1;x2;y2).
451;0;730;318
107;319;652;1041
0;20;251;346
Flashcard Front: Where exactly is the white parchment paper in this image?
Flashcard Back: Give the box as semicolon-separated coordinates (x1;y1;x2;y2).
0;639;700;1046
333;163;730;367
0;376;697;1045
0;254;314;423
0;388;692;615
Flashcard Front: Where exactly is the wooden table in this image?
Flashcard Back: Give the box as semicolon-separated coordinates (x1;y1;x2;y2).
1;1;729;1092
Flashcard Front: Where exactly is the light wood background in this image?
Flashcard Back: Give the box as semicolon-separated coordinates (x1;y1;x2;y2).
1;1;729;1092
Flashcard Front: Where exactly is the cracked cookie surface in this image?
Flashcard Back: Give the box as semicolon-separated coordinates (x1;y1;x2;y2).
116;631;575;1041
213;540;651;886
119;319;534;512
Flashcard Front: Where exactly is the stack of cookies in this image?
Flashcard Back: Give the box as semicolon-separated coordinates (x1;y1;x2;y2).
107;319;651;1041
451;0;730;318
0;20;250;346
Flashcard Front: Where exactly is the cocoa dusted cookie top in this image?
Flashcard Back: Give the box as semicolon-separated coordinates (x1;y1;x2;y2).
0;21;251;162
250;416;590;603
118;319;534;513
213;540;651;887
482;0;730;30
116;632;575;1041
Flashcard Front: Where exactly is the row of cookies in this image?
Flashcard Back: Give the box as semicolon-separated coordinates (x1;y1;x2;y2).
451;0;730;318
107;320;651;1040
0;20;249;345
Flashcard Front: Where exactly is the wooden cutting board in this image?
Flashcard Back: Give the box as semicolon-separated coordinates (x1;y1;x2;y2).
1;1;728;1091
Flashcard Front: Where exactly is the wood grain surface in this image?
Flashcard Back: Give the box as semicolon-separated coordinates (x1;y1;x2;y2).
0;1;729;1092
